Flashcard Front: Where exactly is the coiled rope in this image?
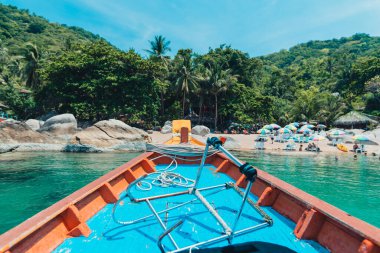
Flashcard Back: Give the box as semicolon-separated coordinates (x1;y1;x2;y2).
135;150;219;191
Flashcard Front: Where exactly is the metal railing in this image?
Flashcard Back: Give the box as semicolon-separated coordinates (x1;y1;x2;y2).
113;137;273;252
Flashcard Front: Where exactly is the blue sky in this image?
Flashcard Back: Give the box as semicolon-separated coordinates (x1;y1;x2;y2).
2;0;380;57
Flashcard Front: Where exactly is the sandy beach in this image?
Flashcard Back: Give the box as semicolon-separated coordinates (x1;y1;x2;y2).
150;131;380;156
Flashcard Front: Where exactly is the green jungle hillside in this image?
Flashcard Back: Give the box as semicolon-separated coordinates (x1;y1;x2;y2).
1;3;379;130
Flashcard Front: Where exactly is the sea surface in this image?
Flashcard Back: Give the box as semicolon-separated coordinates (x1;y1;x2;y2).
0;151;379;234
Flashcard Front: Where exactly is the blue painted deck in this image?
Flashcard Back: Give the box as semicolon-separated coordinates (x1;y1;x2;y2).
54;164;329;253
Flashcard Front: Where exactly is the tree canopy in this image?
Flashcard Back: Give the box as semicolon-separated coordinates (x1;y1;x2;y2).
1;4;379;129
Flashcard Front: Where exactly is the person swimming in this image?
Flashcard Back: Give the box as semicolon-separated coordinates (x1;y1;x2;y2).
354;154;358;160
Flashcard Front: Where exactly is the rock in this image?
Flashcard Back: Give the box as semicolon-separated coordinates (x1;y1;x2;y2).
14;143;64;152
191;125;210;136
222;136;241;149
161;125;172;134
39;113;78;136
71;119;147;150
25;119;44;131
0;144;20;153
5;118;20;123
62;144;103;153
0;121;52;144
37;111;58;121
161;121;172;134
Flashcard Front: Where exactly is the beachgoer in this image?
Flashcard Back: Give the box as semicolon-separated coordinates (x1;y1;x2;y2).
270;135;274;144
335;156;338;161
299;144;303;151
307;143;312;150
354;154;357;160
353;143;358;151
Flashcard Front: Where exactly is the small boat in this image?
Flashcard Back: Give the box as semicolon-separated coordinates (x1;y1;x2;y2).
164;120;205;146
0;121;379;253
337;144;348;152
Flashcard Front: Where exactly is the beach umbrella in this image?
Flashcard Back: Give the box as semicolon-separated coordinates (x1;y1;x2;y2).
328;130;345;137
352;135;369;141
317;124;326;129
290;122;299;127
298;128;312;134
309;135;326;141
285;124;297;131
257;128;270;134
300;122;308;126
305;124;315;129
279;128;292;134
352;135;378;145
270;123;281;130
263;124;273;130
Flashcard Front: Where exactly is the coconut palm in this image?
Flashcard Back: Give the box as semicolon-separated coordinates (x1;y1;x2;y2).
206;63;237;130
24;43;41;88
145;35;171;62
175;50;199;117
146;35;171;115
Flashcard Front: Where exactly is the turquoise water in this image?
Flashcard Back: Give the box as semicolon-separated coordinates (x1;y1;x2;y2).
0;152;140;234
0;151;379;235
238;152;380;228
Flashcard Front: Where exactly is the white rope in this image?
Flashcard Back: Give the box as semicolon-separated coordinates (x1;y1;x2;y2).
137;147;218;191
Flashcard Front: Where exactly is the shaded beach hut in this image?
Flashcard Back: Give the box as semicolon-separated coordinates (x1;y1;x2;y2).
334;111;378;129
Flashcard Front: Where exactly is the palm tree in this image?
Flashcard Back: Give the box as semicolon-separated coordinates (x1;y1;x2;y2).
146;35;171;115
206;63;237;130
175;50;199;117
146;35;171;62
24;43;41;88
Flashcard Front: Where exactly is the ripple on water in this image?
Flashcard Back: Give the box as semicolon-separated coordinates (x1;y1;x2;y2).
0;151;378;234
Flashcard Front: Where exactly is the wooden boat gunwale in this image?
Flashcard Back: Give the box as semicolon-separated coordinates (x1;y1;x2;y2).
0;151;379;253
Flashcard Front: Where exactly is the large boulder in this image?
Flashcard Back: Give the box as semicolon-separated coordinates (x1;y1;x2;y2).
0;121;52;144
71;119;147;149
25;119;44;131
191;125;210;136
62;144;103;153
222;136;241;149
161;121;172;134
39;113;78;136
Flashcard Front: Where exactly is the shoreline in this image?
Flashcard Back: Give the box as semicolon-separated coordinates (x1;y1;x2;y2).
1;132;379;157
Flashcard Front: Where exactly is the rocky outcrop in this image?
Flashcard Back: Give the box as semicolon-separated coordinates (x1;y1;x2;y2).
71;119;147;150
0;144;20;153
0;116;148;152
39;113;78;137
62;144;103;153
14;143;64;152
25;119;44;131
191;125;210;136
0;121;52;144
161;121;172;134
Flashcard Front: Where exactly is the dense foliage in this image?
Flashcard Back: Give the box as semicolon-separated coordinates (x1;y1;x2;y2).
1;4;379;129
